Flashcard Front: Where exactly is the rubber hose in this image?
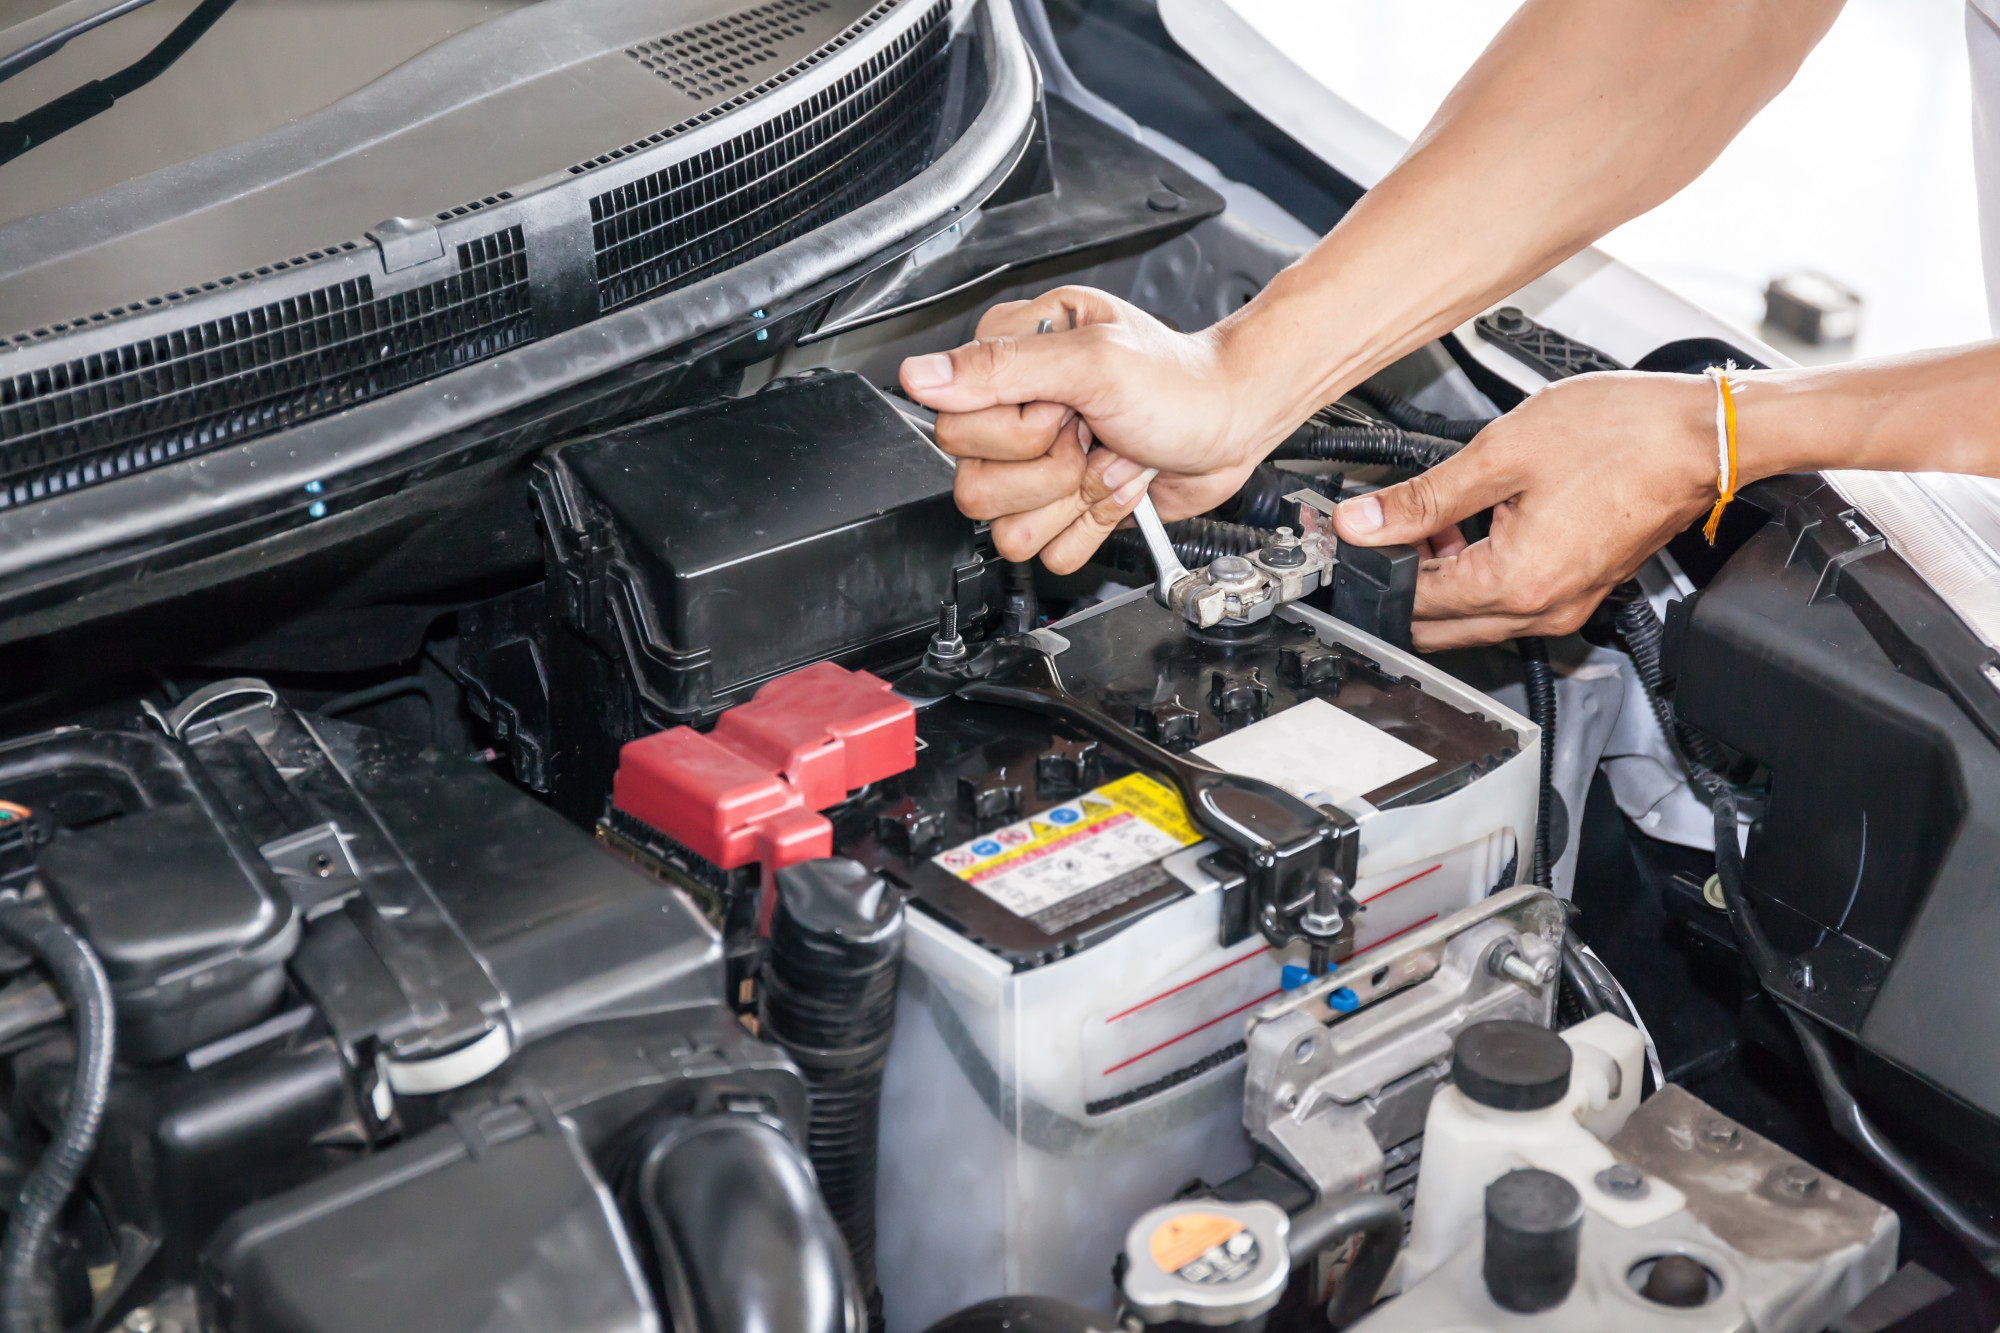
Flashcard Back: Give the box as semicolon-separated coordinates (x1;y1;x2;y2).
759;861;905;1330
0;899;114;1333
1286;1189;1405;1329
1518;638;1557;888
1705;793;2000;1278
1559;935;1607;1019
1097;518;1272;575
1607;584;1732;779
1348;383;1492;444
1279;420;1461;471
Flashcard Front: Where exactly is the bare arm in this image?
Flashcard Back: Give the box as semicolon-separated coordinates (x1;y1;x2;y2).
895;0;1847;571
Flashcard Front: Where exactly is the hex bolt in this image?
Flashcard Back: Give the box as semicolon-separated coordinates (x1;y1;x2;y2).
1594;1163;1649;1200
1698;1116;1741;1150
1778;1164;1822;1199
927;598;966;664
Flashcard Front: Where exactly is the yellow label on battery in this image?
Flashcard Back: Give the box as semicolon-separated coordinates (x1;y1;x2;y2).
931;773;1202;925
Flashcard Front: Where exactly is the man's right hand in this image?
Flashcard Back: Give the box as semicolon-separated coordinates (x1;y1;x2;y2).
898;285;1282;573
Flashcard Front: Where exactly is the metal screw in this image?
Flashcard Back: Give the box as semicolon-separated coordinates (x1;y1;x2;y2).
123;1311;158;1333
1698;1116;1741;1149
1778;1164;1821;1199
1293;1036;1317;1064
1277;1084;1299;1112
1488;941;1556;989
1790;960;1817;993
311;852;335;878
1595;1163;1649;1199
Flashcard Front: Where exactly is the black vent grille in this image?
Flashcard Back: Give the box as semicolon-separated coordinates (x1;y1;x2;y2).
628;0;834;101
0;229;532;510
591;0;951;312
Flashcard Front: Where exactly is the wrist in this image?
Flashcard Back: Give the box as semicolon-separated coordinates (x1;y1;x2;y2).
1209;272;1400;462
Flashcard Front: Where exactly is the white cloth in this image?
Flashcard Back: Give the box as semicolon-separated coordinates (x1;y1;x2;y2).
1970;0;2000;330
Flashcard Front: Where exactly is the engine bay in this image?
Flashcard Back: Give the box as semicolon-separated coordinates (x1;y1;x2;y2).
2;2;1999;1328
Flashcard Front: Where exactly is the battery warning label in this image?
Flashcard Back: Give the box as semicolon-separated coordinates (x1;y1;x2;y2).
933;773;1202;931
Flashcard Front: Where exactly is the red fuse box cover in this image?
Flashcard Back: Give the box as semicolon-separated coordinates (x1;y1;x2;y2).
611;662;915;877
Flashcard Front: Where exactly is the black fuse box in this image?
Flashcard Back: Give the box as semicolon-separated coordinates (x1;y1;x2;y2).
463;372;982;820
535;371;977;717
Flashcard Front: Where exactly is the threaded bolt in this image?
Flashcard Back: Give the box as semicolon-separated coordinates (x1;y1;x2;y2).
928;598;966;664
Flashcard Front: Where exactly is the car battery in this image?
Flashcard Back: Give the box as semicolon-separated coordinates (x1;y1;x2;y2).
860;591;1539;1331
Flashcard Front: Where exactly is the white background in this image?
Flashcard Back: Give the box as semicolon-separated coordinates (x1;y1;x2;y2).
1221;0;1989;361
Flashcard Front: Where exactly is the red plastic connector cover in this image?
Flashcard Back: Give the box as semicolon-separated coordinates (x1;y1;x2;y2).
611;662;915;874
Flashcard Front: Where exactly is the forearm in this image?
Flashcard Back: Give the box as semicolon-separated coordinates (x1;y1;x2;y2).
1215;0;1843;444
1734;343;2000;484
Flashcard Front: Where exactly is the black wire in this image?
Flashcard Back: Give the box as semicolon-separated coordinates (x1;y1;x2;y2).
0;900;114;1333
1607;583;1732;776
1348;383;1493;444
0;0;236;167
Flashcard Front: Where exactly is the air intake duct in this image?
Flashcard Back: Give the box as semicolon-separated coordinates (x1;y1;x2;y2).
759;858;906;1330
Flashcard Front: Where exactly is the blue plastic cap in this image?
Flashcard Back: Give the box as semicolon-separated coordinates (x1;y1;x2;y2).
1280;964;1311;991
1327;987;1360;1013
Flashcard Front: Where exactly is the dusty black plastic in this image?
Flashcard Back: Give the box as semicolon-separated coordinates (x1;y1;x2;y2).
539;372;971;714
637;1114;865;1333
0;729;298;1062
1674;477;2000;1130
0;0;1035;634
1332;540;1418;651
205;1107;657;1333
1482;1168;1581;1313
1452;1020;1573;1111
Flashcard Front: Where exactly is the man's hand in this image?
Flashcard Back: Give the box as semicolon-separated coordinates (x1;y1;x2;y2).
1333;371;1721;649
898;287;1280;573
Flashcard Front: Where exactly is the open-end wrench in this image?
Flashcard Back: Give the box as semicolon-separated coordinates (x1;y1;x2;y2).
1034;317;1191;607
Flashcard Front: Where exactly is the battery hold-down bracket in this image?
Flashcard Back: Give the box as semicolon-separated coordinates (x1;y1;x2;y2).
956;653;1361;968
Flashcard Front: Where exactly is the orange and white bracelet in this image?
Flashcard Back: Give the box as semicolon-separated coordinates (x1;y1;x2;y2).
1702;363;1739;544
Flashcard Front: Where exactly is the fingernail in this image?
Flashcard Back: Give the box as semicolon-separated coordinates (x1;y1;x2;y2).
1113;467;1158;507
903;353;954;389
1341;494;1383;533
1101;455;1142;492
1078;419;1092;449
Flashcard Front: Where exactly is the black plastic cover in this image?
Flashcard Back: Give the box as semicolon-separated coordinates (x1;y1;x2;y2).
1674;477;2000;1133
534;372;976;720
0;729;297;1061
205;1106;656;1333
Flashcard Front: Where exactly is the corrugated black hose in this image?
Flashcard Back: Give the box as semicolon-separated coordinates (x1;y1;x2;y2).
1605;582;1732;780
0;899;113;1333
1348;382;1492;443
758;861;906;1332
1098;518;1272;577
1517;638;1557;889
1276;419;1463;471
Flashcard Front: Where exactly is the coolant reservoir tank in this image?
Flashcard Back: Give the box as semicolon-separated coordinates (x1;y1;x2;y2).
1401;1016;1672;1289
